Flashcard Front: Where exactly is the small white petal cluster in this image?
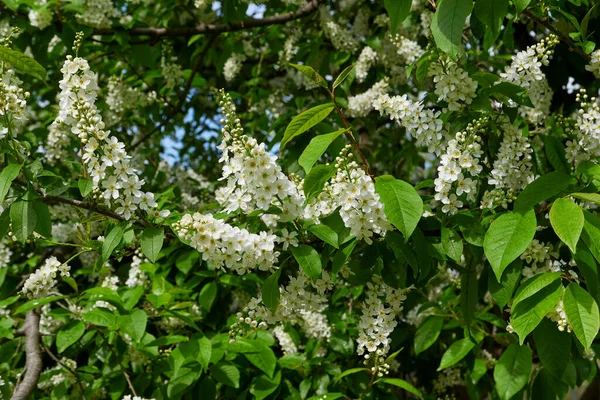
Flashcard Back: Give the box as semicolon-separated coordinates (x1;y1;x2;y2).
433;368;463;394
37;358;77;390
76;0;121;28
520;239;562;279
566;90;600;166
306;145;391;244
389;35;424;65
373;93;446;155
546;299;572;332
278;35;299;66
56;54;162;220
106;76;156;116
499;35;559;124
161;44;183;90
428;55;478;111
45;121;71;165
348;79;389;118
28;1;53;30
356;46;377;83
174;213;280;275
94;275;119;310
357;277;413;370
0;240;11;269
125;250;150;287
215;91;304;220
585;49;600;78
21;256;70;299
223;53;246;82
434;127;483;215
194;0;210;8
320;10;360;54
272;325;298;354
122;396;156;400
0;69;30;125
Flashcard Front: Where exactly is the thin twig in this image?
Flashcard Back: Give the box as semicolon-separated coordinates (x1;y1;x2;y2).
40;341;87;400
11;310;42;400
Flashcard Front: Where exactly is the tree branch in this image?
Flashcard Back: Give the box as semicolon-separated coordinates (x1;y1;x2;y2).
92;0;319;38
11;310;42;400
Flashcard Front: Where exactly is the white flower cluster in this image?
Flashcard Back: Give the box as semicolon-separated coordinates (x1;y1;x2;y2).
546;298;571;332
278;35;299;66
373;93;446;155
320;10;360;54
194;0;210;8
306;145;391;244
272;325;298;354
174;212;279;275
433;368;463;394
215;91;304;220
0;240;11;269
21;256;70;299
28;1;53;30
106;76;156;116
56;53;164;220
45;121;71;165
585;49;600;78
348;79;389;118
223;53;246;82
428;55;478;111
566;90;600;166
356;46;377;83
94;275;119;310
389;35;424;65
434;126;484;215
37;358;77;391
520;239;562;279
0;69;30;126
125;250;150;287
161;44;184;90
76;0;121;28
39;304;62;335
499;35;559;124
357;277;413;371
122;396;156;400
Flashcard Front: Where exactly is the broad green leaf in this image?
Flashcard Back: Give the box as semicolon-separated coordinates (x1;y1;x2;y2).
484;209;536;281
375;175;422;240
431;0;474;58
0;164;22;203
513;171;573;212
484;82;533;107
82;308;116;327
145;335;189;347
571;192;600;205
414;316;444;355
304;164;335;201
244;343;277;378
384;0;412;34
102;223;125;262
251;370;281;400
514;0;531;13
282;103;334;148
56;321;86;353
299;129;347;174
378;378;422;399
197;336;212;371
438;338;475;370
334;368;369;383
488;259;522;309
118;309;147;342
262;270;281;312
550;198;583;253
574;244;600;306
308;224;338;248
288;63;328;89
493;344;532;400
461;265;478;324
14;295;67;315
198;281;218;311
140;227;164;263
10;199;37;243
332;64;355;91
563;283;599;351
533;318;572;379
0;46;46;81
211;361;240;388
510;278;562;343
290;244;322;280
513;272;562;305
441;227;463;262
78;178;93;197
33;201;51;238
473;0;508;49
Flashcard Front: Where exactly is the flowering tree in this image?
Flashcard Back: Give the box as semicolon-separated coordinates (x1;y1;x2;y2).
2;0;600;399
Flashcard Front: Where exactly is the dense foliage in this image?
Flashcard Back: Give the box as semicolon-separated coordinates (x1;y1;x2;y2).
1;0;600;399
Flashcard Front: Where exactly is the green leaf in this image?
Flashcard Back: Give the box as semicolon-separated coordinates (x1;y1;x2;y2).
414;316;444;355
288;63;328;89
10;199;37;243
56;321;86;353
0;164;22;203
308;224;339;248
78;178;93;198
441;227;463;262
378;378;422;399
563;283;599;352
473;0;508;49
484;82;533;107
304;164;335;201
375;175;423;240
550;198;584;253
290;244;322;280
570;192;600;205
251;370;281;400
282;103;334;148
299;129;347;174
0;46;46;81
102;223;125;262
438;338;475;370
513;272;562;306
140;227;164;263
332;64;355;91
244;343;277;378
211;361;240;388
33;201;51;238
484;209;536;281
513;171;573;212
493;344;532;400
384;0;412;34
488;260;522;309
14;295;67;315
117;309;147;342
262;269;281;312
431;0;474;58
514;0;531;13
82;308;116;327
198;281;218;311
533;318;572;380
197;336;212;371
461;265;478;324
334;368;369;384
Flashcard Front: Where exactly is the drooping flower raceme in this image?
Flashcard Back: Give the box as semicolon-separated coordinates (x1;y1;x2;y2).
565;90;600;166
348;79;389;117
21;256;70;299
356;46;377;83
585;49;600;78
427;55;478;111
174;212;280;275
224;53;246;82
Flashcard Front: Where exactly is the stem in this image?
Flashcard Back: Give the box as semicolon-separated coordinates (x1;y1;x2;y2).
40;341;87;400
11;310;42;400
96;328;137;397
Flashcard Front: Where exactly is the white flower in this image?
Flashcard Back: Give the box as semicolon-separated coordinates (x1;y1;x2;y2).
21;256;70;299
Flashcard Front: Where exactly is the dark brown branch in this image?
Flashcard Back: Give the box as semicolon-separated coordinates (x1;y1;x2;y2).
93;0;319;38
11;311;42;400
524;9;591;62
